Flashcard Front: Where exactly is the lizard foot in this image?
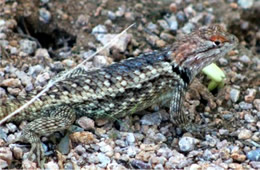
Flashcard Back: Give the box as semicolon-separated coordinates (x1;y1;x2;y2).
181;122;217;138
21;129;46;168
27;141;45;168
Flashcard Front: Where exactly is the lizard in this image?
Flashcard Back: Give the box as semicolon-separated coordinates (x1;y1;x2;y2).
0;24;238;166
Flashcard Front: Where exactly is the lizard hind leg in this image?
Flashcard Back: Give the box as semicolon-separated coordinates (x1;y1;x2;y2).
20;105;76;167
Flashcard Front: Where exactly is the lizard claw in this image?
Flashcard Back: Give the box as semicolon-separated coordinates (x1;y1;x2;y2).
181;122;218;138
20;130;46;168
27;142;45;168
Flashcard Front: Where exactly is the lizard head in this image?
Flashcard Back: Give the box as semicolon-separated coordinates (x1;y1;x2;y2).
169;24;238;81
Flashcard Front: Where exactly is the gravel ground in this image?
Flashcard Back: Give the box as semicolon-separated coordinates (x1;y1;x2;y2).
0;0;260;169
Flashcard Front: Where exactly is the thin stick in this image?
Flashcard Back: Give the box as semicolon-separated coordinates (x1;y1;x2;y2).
0;23;135;125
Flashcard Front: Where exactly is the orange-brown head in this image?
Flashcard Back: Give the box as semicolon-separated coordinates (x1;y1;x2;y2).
168;24;238;80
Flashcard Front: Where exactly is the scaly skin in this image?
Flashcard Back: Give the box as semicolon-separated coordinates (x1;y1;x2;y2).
0;24;238;166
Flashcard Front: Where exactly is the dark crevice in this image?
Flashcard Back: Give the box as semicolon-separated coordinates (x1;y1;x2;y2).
15;17;76;52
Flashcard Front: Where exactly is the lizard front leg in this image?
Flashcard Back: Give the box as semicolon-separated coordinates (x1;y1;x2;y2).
169;83;216;135
19;105;76;167
169;83;206;134
169;84;191;125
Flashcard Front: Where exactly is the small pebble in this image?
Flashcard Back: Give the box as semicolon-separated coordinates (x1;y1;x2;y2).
99;142;113;156
160;32;174;41
165;14;178;31
41;0;49;4
10;47;17;54
21;160;37;169
88;153;99;164
124;12;135;21
44;161;59;170
239;55;251;64
244;113;256;123
98;153;111;168
156;39;166;48
147;22;158;34
126;133;135;145
202;149;216;161
70;131;96;144
5;123;17;133
62;59;76;68
77;117;95;130
0;129;7;141
250;161;260;169
115;140;126;147
57;133;70;154
107;11;116;20
35;72;50;86
244;89;256;102
76;14;89;27
252;132;260;142
239;101;253;110
0;160;8;169
0;19;5;26
176;11;186;22
238;129;252;139
238;0;254;9
0;147;13;165
182;22;195;34
254;99;260;111
28;65;44;77
219;57;228;66
64;162;74;169
95;33;131;52
126;146;138;157
158;20;170;30
230;2;238;9
74;145;86;155
115;6;126;17
0;40;8;47
39;8;51;24
228;163;244;170
231;152;246;162
92;24;107;34
131;159;152;169
6;134;16;144
19;39;37;55
179;136;196;152
157;147;173;158
35;48;50;59
0;78;21;88
93;55;109;68
140;112;162;125
154;163;164;170
0;33;6;39
165;151;188;169
229;88;240;103
247;148;260;161
169;3;177;13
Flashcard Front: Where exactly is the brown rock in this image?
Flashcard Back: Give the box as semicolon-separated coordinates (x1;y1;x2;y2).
0;147;13;165
70;131;97;144
0;78;21;87
253;99;260;111
231;152;246;162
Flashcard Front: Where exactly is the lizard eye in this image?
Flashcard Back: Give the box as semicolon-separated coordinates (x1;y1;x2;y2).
210;35;228;47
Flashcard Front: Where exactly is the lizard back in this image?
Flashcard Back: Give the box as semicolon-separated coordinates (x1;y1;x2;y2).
0;50;186;121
